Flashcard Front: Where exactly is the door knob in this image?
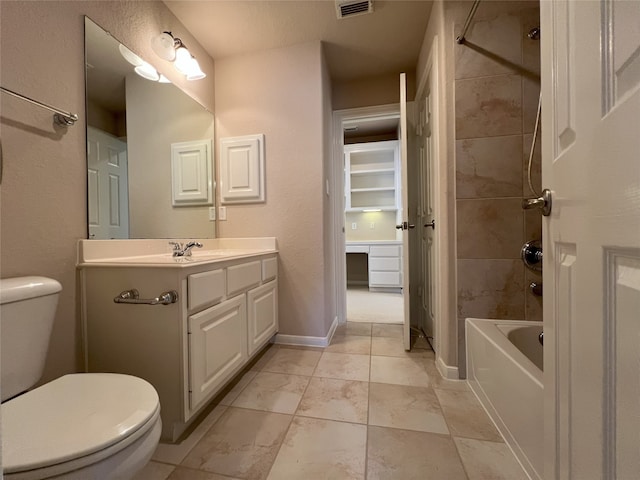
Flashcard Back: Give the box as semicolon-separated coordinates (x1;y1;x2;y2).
424;220;435;229
395;222;416;230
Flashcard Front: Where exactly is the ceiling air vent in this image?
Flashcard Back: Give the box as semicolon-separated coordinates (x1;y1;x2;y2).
336;0;374;19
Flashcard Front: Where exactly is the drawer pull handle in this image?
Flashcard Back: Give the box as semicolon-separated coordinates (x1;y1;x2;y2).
114;289;178;305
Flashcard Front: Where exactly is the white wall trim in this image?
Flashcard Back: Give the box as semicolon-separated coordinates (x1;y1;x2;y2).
274;316;338;348
436;354;459;380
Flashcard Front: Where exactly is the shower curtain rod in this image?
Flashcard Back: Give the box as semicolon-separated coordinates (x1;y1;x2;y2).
0;86;78;126
456;0;482;44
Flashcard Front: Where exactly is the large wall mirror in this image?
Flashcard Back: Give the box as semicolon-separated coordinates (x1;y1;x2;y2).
84;17;215;239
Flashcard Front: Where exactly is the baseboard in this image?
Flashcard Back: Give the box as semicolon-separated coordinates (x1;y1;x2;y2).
275;316;338;348
436;355;460;380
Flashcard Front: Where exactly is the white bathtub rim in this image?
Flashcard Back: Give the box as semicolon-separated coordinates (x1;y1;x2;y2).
465;318;543;388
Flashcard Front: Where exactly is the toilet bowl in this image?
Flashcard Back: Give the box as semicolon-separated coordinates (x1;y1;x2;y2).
1;277;161;479
2;374;161;479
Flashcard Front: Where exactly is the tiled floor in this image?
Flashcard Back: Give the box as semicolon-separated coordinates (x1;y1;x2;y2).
137;323;528;480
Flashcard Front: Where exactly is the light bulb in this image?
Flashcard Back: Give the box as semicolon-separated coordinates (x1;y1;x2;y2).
174;46;193;75
186;58;206;80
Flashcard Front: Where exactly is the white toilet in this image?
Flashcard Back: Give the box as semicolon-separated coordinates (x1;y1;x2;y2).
1;277;162;479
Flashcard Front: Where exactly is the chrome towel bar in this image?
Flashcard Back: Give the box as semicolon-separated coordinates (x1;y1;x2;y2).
114;289;178;306
0;86;79;126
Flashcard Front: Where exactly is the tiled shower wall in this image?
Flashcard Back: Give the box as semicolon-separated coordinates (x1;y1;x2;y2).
453;5;542;375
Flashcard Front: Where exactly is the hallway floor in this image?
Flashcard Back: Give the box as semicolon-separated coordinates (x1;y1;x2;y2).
346;286;403;324
137;324;527;480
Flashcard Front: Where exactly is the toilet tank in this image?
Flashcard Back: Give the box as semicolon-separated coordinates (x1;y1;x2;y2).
0;276;62;402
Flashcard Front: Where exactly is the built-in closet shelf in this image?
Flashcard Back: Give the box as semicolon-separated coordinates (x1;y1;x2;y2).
350;168;395;175
351;187;395;193
345;140;400;212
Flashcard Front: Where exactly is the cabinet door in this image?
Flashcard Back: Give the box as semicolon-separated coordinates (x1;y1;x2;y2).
247;280;278;356
188;295;247;411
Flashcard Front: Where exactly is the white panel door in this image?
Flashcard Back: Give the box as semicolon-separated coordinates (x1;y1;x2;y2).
399;73;412;350
87;126;128;239
418;91;436;341
220;134;265;204
188;295;247;411
171;139;213;206
542;1;640;479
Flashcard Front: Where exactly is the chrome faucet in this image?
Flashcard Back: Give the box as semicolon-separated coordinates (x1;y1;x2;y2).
169;241;203;257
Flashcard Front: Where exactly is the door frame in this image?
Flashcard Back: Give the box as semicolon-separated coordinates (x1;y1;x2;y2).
331;103;401;325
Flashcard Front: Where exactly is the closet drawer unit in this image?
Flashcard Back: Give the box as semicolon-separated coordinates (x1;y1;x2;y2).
262;257;278;282
188;269;225;311
369;271;402;287
369;245;401;257
227;260;261;296
369;257;401;272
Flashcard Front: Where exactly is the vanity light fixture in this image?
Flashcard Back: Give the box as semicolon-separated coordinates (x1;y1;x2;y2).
151;31;206;81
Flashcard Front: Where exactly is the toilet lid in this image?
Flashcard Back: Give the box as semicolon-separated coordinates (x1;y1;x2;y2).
2;373;160;473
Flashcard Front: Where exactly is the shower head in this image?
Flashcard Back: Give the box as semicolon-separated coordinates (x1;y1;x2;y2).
528;27;540;40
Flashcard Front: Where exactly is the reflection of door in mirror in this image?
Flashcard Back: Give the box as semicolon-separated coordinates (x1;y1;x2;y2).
87;126;129;239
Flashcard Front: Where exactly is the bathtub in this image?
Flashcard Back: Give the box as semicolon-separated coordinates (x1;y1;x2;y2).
466;319;543;480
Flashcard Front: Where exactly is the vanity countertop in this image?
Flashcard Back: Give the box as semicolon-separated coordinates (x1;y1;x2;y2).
346;240;402;245
77;238;277;268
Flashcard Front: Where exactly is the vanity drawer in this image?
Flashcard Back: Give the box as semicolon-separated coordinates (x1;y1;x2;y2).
369;257;401;272
369;245;401;257
369;271;402;286
262;257;278;282
227;261;261;296
188;269;225;311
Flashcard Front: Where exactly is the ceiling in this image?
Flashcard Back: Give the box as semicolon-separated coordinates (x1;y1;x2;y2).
164;0;434;82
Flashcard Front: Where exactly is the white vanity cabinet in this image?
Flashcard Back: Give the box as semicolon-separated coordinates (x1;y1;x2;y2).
80;252;278;441
345;241;402;290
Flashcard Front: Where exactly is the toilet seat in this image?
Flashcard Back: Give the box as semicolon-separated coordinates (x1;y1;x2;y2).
2;373;160;478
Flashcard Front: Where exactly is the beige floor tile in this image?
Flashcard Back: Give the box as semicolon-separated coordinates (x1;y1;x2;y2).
425;359;469;392
371;336;433;358
455;437;528;480
266;417;366;479
372;323;404;338
367;426;467;480
167;466;242;479
334;321;372;336
370;355;431;387
219;370;258;406
181;408;291;480
435;389;502;442
313;352;370;381
368;383;449;435
296;377;368;424
325;334;371;354
152;405;228;465
261;347;322;376
249;345;279;371
132;461;175;480
231;372;310;414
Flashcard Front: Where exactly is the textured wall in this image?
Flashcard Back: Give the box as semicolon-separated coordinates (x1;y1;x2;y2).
0;0;215;382
214;42;331;338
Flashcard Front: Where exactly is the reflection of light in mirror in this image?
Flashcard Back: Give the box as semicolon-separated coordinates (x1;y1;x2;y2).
118;43;143;67
134;62;160;81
